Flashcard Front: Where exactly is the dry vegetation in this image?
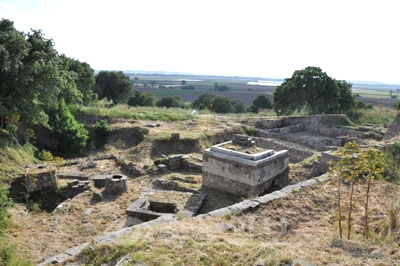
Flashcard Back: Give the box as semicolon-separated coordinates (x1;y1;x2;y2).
75;180;400;265
2;111;400;265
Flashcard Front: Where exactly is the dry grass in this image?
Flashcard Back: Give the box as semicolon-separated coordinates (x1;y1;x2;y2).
4;112;400;265
72;180;400;265
220;142;266;154
7;175;151;263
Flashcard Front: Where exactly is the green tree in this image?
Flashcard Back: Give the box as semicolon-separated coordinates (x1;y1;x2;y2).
213;82;230;91
0;20;60;131
192;94;215;110
156;96;185;108
250;95;272;113
232;100;247;113
210;96;233;113
0;19;96;135
61;55;97;104
128;91;157;107
94;71;134;104
330;142;385;239
51;98;89;154
273;66;354;115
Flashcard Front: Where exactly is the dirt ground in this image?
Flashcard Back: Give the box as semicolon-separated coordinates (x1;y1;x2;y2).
6;117;246;263
7;116;400;264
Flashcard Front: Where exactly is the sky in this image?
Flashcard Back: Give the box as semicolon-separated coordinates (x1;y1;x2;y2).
1;0;399;84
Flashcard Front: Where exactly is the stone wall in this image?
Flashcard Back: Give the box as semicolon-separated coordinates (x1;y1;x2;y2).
319;151;340;172
254;137;314;163
385;111;400;140
24;164;58;193
255;115;383;145
103;174;128;197
202;146;289;197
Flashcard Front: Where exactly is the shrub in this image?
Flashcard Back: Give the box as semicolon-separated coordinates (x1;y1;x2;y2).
232;100;247;113
396;100;400;110
250;95;272;113
94;119;110;146
52;98;89;155
156;96;185;108
383;142;400;184
209;96;233;113
128;92;157;107
39;150;54;161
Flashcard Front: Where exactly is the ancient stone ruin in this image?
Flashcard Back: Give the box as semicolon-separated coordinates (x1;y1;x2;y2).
24;164;58;193
202;134;289;197
103;174;128;197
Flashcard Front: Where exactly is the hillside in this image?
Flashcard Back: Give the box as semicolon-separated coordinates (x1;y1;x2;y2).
1;110;399;265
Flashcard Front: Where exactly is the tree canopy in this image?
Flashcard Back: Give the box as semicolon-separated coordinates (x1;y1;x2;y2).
156;96;186;108
273;66;354;116
250;95;272;113
94;71;134;104
50;98;89;154
128;91;157;107
191;93;247;114
0;19;96;132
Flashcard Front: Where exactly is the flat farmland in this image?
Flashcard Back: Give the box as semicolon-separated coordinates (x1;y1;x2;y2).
128;73;400;108
129;74;278;105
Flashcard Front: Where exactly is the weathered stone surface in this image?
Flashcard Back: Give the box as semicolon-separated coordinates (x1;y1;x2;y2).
319;150;339;172
103;174;128;197
121;161;145;177
58;171;92;180
92;175;107;188
232;134;255;146
202;140;289;197
37;242;90;266
23;164;57;192
385;111;400;140
167;154;184;170
254;137;314;163
149;201;177;213
152;179;198;193
170;133;180;140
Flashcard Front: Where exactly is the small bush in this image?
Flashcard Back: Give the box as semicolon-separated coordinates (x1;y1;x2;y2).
347;106;397;126
51;99;89;155
39;150;54;161
94;119;110;146
26;200;41;213
383;142;400;184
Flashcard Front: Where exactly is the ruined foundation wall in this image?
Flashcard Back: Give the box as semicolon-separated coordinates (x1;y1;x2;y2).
202;150;289;197
254;137;314;163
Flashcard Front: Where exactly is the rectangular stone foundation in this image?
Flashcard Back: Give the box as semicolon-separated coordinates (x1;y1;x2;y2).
202;141;289;197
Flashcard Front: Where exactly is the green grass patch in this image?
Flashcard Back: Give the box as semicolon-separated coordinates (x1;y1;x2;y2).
352;88;399;99
71;104;194;121
0;142;39;186
151;89;205;98
347;106;397;126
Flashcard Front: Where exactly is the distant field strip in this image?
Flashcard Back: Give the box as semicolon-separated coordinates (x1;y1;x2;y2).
352;88;399;99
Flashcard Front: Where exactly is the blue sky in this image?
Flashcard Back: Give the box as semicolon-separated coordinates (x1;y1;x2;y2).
1;0;399;84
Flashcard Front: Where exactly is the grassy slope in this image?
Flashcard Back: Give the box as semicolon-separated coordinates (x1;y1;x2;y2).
2;106;399;265
76;180;400;265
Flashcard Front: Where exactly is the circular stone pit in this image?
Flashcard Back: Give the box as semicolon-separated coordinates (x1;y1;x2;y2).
103;174;128;196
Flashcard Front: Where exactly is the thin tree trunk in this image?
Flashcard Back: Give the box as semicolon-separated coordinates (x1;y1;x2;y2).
364;175;372;238
338;173;343;239
348;176;355;240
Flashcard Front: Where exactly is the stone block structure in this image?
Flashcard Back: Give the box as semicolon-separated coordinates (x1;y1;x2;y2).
24;164;58;193
202;139;289;197
103;174;128;197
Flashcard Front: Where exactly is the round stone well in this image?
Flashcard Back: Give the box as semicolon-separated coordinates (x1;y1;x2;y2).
103;174;128;196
